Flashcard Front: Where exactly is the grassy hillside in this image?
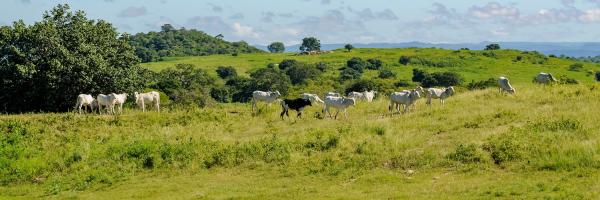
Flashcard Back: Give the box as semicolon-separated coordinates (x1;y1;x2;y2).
142;48;600;86
1;85;600;199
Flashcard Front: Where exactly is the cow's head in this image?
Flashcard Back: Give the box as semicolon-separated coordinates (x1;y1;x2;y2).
345;97;356;106
272;91;281;97
446;86;455;95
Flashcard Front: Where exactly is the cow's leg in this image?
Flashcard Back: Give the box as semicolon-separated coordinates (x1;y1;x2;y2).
343;108;348;119
155;101;160;112
427;96;432;106
334;109;339;119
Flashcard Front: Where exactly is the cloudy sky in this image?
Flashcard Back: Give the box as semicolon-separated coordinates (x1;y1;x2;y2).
2;0;600;45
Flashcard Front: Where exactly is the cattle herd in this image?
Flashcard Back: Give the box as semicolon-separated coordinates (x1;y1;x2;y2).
74;72;555;118
74;91;160;114
254;72;558;120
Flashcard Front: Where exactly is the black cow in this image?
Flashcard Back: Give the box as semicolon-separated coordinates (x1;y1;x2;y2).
280;98;312;119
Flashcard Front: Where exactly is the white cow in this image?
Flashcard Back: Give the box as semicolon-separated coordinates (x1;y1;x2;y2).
324;92;341;98
323;96;356;119
110;93;128;114
252;90;281;111
134;91;160;112
389;90;421;113
534;72;557;84
74;94;97;114
96;94;116;115
426;86;455;106
347;92;366;101
498;77;515;94
363;91;376;102
300;93;324;104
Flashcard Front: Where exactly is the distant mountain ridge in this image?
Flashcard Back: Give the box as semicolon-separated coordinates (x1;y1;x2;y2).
255;42;600;57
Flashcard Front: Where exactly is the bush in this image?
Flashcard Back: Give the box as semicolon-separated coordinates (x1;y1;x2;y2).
412;68;428;82
216;66;237;79
467;78;497;90
346;57;370;72
366;58;383;70
394;80;414;87
249;68;291;95
285;63;321;85
596;71;600;82
483;134;522;165
339;68;362;82
408;56;465;68
447;144;486;164
210;86;231;103
485;43;500;50
415;70;463;88
345;79;378;94
558;75;579;85
279;59;299;70
399;56;411;65
316;62;327;72
156;64;216;107
378;69;396;79
568;63;584;72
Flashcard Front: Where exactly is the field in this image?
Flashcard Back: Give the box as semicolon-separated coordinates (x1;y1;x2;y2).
2;48;600;199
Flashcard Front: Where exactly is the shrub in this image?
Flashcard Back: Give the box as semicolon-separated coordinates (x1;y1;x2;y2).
285;63;321;85
279;59;299;70
250;67;291;95
412;68;428;82
216;66;237;79
346;57;370;72
485;43;500;50
430;72;463;87
408;56;465;68
378;69;396;79
399;56;411;65
339;68;362;82
447;144;485;164
156;64;216;107
568;63;584;72
394;80;414;87
596;71;600;82
558;75;579;85
316;62;327;72
366;58;383;70
483;134;522;165
210;86;231;103
467;78;497;90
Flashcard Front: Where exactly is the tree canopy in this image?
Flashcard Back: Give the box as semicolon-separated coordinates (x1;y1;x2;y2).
268;42;285;53
129;24;264;62
0;4;145;113
299;37;321;52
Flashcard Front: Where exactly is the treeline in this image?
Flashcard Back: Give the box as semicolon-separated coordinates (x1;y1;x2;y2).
129;24;264;62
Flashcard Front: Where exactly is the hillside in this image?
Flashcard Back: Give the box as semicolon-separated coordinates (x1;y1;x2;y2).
1;85;599;199
129;24;264;63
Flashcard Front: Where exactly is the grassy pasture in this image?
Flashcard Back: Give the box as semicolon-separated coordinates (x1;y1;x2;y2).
1;84;600;199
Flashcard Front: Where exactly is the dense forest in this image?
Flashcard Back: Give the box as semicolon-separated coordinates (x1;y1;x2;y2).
129;24;264;62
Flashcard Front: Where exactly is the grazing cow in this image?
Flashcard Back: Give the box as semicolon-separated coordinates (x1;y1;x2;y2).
134;91;160;112
110;93;128;114
323;96;356;119
389;90;421;113
498;77;515;94
347;92;366;101
300;93;324;104
96;94;117;114
426;86;455;106
74;94;97;114
364;90;376;102
534;72;557;84
252;90;281;111
280;98;312;119
402;86;425;97
324;92;341;98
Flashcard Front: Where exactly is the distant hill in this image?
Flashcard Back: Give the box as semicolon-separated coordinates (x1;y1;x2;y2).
129;25;264;63
256;42;600;57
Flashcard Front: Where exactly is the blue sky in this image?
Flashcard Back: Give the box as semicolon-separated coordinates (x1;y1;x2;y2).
2;0;600;45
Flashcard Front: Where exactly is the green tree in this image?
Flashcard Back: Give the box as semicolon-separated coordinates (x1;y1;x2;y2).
299;37;321;52
268;42;285;53
344;44;354;52
156;64;216;107
250;68;291;95
485;43;501;50
399;56;411;65
378;69;396;79
285;63;321;85
279;59;299;70
367;58;383;70
0;4;144;113
216;66;237;79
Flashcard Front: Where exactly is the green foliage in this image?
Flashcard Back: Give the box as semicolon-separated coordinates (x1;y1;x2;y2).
447;144;486;164
129;24;263;62
366;58;383;70
596;71;600;82
346;57;369;72
485;43;501;50
285;63;321;85
155;63;216;107
249;68;291;95
394;80;415;87
267;42;285;53
279;59;299;70
413;69;463;87
378;69;396;79
216;66;237;79
558;75;579;85
408;56;465;68
316;62;327;72
568;63;584;72
344;44;354;52
0;4;144;113
412;68;428;82
299;37;320;52
339;68;362;82
398;55;411;65
467;78;497;90
484;134;522;165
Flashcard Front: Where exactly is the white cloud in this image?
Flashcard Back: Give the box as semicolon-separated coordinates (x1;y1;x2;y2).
468;2;520;20
578;9;600;22
232;22;260;38
117;6;147;18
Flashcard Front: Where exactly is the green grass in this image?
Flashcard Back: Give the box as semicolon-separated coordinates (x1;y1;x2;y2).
142;48;600;86
2;84;600;199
